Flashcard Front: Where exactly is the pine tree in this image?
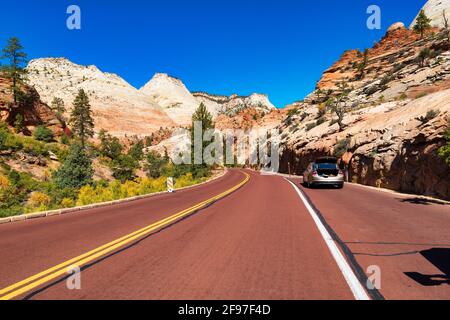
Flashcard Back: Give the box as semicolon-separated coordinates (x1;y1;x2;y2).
51;97;66;127
418;47;432;67
192;103;213;132
326;82;351;132
191;102;213;159
53;142;94;189
98;129;123;160
1;37;27;105
414;10;432;38
128;139;144;161
69;89;94;148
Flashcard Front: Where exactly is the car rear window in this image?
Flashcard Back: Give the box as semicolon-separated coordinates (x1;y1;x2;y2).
315;163;338;170
315;157;338;164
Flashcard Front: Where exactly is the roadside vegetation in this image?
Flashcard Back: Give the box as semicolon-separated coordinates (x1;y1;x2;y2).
438;121;450;166
0;37;215;218
0;102;213;218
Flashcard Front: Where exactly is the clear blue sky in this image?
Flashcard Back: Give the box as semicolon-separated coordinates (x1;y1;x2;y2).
0;0;426;108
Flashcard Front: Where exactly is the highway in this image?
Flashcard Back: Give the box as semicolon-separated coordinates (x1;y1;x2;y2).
0;169;448;300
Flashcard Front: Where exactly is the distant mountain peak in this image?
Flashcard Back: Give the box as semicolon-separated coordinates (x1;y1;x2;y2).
26;57;175;137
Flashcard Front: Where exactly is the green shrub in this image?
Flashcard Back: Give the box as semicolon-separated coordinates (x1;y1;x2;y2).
144;151;166;178
128;139;144;161
415;92;428;99
14;114;24;133
287;108;300;118
305;122;317;131
34;126;54;142
315;117;327;126
329;118;339;126
110;154;138;182
60;134;70;145
53;142;94;189
438;122;450;166
397;93;408;100
418;109;440;124
98;129;123;160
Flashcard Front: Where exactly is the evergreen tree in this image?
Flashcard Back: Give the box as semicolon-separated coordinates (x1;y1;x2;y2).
191;103;214;166
98;129;123;160
53;142;94;189
192;103;213;133
414;10;432;38
1;37;27;105
51;97;66;127
69;89;94;148
418;47;432;67
128;139;144;161
110;154;138;182
326;82;351;132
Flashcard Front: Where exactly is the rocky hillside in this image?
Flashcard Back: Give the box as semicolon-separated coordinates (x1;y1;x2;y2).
278;21;450;200
0;76;62;135
193;92;276;117
410;0;450;28
26;58;175;137
140;73;219;126
27;59;277;131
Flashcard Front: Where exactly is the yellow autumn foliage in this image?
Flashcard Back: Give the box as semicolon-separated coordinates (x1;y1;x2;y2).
26;192;51;212
60;198;75;208
76;174;205;206
0;174;10;190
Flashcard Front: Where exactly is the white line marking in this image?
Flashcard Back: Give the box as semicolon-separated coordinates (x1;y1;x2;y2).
284;178;371;300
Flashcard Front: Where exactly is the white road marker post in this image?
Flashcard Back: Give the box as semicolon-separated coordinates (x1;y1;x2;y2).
167;177;174;193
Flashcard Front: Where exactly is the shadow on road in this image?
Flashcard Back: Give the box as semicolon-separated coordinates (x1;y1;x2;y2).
398;197;448;206
302;183;342;190
405;248;450;286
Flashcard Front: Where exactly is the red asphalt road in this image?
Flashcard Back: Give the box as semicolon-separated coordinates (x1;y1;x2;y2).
288;176;450;300
0;169;448;300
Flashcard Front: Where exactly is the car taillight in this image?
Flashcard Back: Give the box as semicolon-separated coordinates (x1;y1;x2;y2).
339;170;344;175
312;171;318;176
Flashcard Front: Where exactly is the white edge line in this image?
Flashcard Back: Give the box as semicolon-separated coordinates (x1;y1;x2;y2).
284;178;371;301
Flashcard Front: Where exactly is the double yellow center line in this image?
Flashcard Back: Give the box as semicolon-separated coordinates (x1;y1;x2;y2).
0;171;250;300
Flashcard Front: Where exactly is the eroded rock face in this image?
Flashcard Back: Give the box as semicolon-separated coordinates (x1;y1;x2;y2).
279;25;450;199
280;91;450;199
26;58;175;137
193;92;276;117
140;74;277;126
140;73;213;126
387;22;406;33
410;0;450;29
0;76;62;135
